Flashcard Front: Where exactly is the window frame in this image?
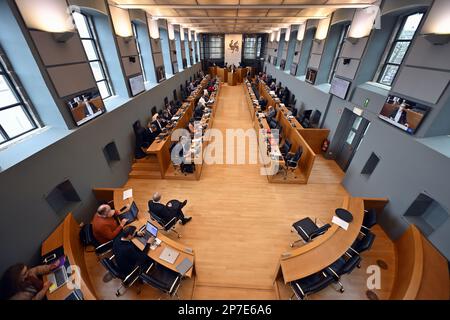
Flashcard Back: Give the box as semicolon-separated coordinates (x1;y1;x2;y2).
132;22;146;82
328;24;350;84
243;36;257;60
73;11;113;99
0;54;38;144
376;12;425;87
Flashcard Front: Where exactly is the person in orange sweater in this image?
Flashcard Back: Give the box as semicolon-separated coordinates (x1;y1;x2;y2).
92;204;129;244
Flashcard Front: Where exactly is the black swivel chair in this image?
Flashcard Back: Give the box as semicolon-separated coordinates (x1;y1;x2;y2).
325;255;362;292
140;262;182;299
291;217;331;247
148;209;181;238
100;255;142;297
281;148;303;179
280;140;292;158
361;208;377;235
95;239;113;260
348;231;376;256
297;109;312;125
289;271;334;300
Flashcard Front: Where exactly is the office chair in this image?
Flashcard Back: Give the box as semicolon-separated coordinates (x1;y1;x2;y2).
298;109;312;125
289;271;334;300
280;139;292;158
309;110;321;128
95;240;113;260
325;255;362;293
151;106;157;116
100;255;142;297
281;148;303;179
348;231;376;257
291;217;331;247
148;210;181;238
361;208;377;235
133;120;148;159
140;262;182;299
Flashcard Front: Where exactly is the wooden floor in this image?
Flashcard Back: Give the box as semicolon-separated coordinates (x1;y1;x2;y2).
85;83;396;300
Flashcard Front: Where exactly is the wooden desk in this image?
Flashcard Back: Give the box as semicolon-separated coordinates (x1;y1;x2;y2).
145;76;210;178
217;67;228;83
275;197;388;284
93;188;196;278
227;71;238;86
42;213;97;300
389;224;449;300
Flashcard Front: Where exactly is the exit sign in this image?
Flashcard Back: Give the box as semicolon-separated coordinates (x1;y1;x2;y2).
363;98;370;108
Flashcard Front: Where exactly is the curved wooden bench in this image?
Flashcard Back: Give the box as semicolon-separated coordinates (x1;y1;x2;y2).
390;225;449;300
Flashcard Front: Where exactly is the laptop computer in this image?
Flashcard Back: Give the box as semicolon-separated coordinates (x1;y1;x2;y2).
118;201;139;225
48;265;69;293
137;221;158;246
159;247;180;264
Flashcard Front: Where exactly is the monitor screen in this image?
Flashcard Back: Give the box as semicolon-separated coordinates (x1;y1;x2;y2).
129;201;139;219
129;74;145;97
172;62;179;74
66;88;106;127
330;77;351;100
378;95;430;135
146;221;158;237
280;59;286;70
273;57;277;66
290;63;298;76
156;65;166;83
305;68;317;85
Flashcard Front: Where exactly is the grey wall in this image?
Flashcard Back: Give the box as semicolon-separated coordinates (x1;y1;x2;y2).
0;62;201;275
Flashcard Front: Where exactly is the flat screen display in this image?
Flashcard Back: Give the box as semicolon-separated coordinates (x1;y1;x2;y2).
330;76;351;100
305;68;317;85
290;63;298;76
66;88;106;127
378;95;430;135
280;59;286;70
273;57;277;66
172;62;179;74
129;74;145;97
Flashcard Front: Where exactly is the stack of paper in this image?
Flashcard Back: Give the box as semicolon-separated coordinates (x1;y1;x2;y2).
332;216;349;230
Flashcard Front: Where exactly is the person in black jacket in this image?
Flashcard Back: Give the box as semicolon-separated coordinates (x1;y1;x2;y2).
148;192;191;225
112;226;152;276
142;122;158;146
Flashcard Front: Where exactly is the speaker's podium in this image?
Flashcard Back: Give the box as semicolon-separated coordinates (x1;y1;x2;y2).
227;70;238;86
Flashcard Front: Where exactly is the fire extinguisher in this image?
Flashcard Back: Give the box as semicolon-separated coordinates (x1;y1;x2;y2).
322;139;330;152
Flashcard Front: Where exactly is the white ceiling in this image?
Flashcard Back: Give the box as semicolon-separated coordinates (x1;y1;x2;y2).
113;0;377;33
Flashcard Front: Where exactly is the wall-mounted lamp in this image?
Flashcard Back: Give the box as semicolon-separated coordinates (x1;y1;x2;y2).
315;16;331;41
285;26;291;42
343;58;351;65
15;0;75;33
421;0;450;45
297;23;306;41
109;5;133;38
347;5;379;44
148;17;159;39
294;51;299;56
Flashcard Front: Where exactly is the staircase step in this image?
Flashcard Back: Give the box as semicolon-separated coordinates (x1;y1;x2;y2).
134;155;158;164
131;162;160;171
128;170;162;179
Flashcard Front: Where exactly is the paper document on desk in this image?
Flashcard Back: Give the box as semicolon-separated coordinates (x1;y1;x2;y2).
332;216;349;230
123;189;133;200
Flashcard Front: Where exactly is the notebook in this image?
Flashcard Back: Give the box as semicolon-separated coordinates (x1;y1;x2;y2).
159;247;179;264
176;258;193;276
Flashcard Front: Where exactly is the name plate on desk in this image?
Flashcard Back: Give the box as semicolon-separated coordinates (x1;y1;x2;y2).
332;216;349;230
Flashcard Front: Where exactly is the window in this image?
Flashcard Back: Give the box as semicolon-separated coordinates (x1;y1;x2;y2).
132;23;146;81
328;24;349;83
377;12;424;86
244;36;257;59
209;35;224;59
0;54;38;145
73;12;113;99
256;37;262;57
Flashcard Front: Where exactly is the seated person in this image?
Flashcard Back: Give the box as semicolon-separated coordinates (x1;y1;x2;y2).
92;203;129;244
258;97;267;111
148;192;192;225
389;103;409;126
198;94;213;108
0;261;61;300
266;105;277;120
152;113;168;133
188;81;196;93
161;110;172;122
112;226;152;276
142;123;158;146
269;81;276;91
188;118;196;136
